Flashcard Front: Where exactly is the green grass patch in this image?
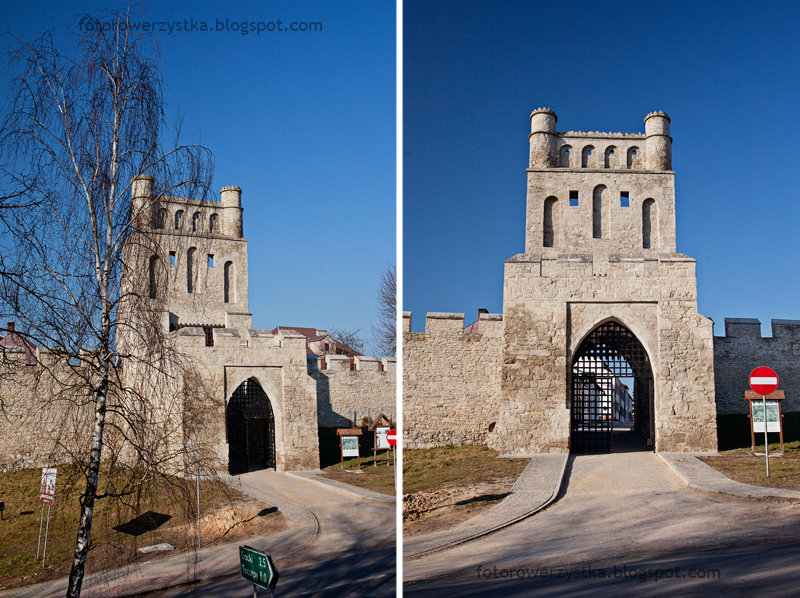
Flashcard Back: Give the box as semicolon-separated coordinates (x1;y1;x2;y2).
403;445;529;495
702;412;800;491
318;427;396;495
0;464;261;591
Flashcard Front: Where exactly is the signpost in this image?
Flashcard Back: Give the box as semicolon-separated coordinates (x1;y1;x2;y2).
37;468;57;566
336;427;363;469
745;390;785;453
368;414;394;467
239;545;279;597
749;367;779;477
387;429;398;489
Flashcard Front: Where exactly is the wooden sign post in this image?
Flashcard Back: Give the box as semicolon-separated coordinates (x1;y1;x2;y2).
368;414;393;467
336;428;363;470
745;389;785;455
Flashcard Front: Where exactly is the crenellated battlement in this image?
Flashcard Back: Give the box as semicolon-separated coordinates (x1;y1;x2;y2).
714;318;800;414
403;310;504;448
402;311;504;339
308;353;396;428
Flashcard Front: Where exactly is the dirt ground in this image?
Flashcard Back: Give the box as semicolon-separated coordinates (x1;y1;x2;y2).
402;475;519;537
0;473;286;592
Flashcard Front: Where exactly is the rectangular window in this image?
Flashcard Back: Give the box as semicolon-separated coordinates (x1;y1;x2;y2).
569;190;579;207
621;191;630;207
169;251;176;265
208;255;214;267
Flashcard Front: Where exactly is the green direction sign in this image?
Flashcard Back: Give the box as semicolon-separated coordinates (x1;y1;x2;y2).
239;545;279;591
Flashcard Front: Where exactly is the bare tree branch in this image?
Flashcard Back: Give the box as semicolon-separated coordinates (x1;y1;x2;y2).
371;262;396;357
0;7;216;597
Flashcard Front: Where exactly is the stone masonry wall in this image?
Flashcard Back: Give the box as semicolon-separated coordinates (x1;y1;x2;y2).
714;318;800;415
403;311;503;449
310;355;397;427
0;352;94;472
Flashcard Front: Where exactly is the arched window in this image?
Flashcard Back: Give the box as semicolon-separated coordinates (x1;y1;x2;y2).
604;146;616;168
175;210;184;230
582;145;595;168
192;212;200;232
627;147;640;169
210;213;218;233
593;185;608;239
150;203;163;228
224;261;236;303
149;255;159;299
559;145;572;168
187;247;196;293
642;199;657;249
543;196;559;248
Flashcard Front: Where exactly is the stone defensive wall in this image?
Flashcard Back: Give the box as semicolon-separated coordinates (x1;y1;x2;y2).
0;349;99;472
402;311;503;449
308;355;397;427
714;318;800;415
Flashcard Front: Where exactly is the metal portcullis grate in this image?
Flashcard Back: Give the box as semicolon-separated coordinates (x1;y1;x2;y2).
227;379;276;474
570;321;654;453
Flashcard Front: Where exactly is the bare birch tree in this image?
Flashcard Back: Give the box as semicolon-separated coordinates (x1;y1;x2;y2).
0;8;214;596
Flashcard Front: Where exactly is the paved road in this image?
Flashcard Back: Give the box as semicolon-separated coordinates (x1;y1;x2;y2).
135;544;396;598
405;431;800;596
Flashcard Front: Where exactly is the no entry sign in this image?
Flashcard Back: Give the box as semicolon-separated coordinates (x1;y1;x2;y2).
749;367;779;396
386;429;398;446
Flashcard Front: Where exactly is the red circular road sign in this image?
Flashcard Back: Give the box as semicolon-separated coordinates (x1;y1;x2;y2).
386;429;398;446
749;366;779;396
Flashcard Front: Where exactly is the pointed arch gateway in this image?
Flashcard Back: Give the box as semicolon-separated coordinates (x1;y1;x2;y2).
226;379;276;474
570;321;654;453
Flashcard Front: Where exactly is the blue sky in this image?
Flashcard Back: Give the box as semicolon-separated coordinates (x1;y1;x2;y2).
1;0;395;355
404;0;800;337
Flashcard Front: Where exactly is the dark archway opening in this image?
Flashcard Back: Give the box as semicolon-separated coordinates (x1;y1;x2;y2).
227;379;276;474
570;321;654;453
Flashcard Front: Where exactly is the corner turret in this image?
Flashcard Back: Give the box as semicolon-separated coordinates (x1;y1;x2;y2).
644;111;672;171
220;185;244;238
529;108;558;168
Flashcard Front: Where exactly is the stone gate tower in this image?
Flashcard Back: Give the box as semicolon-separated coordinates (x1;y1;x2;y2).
485;109;717;454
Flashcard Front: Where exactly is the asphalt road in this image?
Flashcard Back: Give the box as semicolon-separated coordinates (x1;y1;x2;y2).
404;441;800;597
135;543;396;598
404;541;800;597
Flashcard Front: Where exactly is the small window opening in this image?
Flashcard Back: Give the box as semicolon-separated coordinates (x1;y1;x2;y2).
210;214;217;233
621;192;630;207
192;212;200;232
175;211;183;229
169;251;176;265
208;254;214;268
569;190;579;207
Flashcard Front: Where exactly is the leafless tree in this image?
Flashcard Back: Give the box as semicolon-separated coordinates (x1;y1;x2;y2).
371;262;396;356
0;8;215;596
326;326;365;356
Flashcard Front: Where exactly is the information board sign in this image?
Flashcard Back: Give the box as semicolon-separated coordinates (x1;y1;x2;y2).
342;436;360;457
752;400;781;433
376;426;390;450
